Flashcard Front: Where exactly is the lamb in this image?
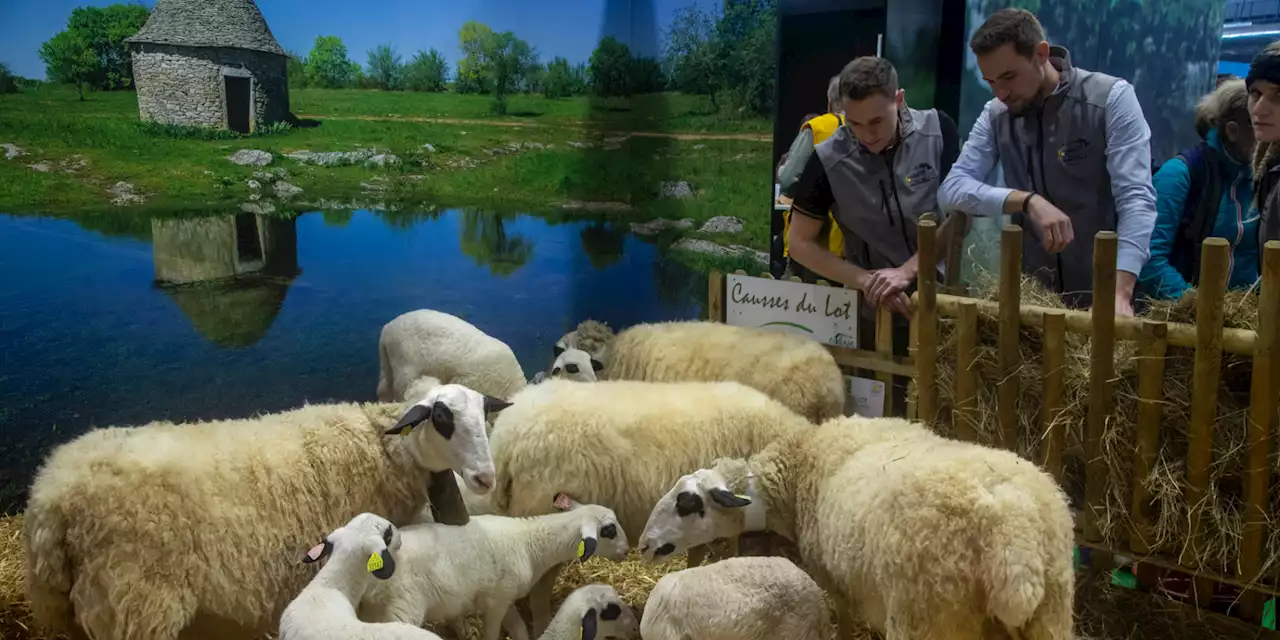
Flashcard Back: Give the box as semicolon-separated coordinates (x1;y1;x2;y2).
639;556;829;640
487;377;815;635
358;497;630;640
541;583;638;640
23;383;511;640
636;415;1076;640
378;308;526;403
597;320;846;423
548;347;603;382
280;513;443;640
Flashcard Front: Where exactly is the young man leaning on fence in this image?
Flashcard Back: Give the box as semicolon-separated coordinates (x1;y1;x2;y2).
937;8;1157;317
786;55;962;359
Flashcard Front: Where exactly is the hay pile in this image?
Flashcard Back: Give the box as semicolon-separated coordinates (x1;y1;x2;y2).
923;269;1272;578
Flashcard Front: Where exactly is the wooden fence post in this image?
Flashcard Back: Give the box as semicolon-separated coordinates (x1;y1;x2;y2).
1239;240;1280;621
1184;237;1230;608
954;300;978;442
1041;310;1067;483
876;305;896;417
1084;231;1117;550
915;218;938;425
998;225;1022;450
1130;320;1168;555
707;271;725;323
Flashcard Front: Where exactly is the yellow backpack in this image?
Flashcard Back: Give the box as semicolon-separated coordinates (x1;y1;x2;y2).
782;113;846;259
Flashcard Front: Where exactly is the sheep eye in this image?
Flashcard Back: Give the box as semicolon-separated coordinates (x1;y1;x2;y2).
382;525;393;545
600;523;617;539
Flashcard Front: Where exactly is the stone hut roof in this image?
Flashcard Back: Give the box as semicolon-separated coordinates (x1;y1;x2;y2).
125;0;286;56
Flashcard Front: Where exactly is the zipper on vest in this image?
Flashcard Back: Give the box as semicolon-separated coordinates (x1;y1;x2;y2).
880;152;915;255
878;180;896;228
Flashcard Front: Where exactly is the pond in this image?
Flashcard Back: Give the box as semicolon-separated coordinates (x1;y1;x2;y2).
0;208;708;513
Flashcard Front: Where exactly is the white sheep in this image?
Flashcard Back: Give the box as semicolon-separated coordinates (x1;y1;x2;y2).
636;415;1075;640
639;556;829;640
548;347;603;382
23;384;511;640
541;583;638;640
358;497;630;640
597;320;846;423
280;513;443;640
486;377;815;635
554;319;615;359
378;309;527;403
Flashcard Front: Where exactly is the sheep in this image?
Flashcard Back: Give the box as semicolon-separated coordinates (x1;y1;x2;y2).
541;583;638;640
486;377;815;636
280;513;443;640
635;415;1076;640
548;347;603;382
378;309;526;403
357;497;630;640
554;319;615;359
639;556;829;640
22;383;511;640
596;320;846;423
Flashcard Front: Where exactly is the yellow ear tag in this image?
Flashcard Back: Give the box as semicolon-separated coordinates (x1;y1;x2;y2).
367;552;384;573
576;540;586;558
401;425;413;436
735;494;750;501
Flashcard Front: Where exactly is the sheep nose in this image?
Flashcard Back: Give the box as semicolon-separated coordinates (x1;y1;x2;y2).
469;470;494;493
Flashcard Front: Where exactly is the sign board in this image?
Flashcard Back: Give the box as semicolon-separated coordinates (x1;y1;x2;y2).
724;273;860;349
845;376;886;418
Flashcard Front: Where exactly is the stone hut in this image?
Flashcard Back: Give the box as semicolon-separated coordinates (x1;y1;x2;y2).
125;0;289;133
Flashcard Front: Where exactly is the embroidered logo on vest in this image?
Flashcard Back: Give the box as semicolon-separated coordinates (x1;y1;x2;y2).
904;162;938;186
1057;138;1091;165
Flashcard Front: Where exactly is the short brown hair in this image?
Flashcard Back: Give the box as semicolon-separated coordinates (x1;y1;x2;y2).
970;8;1045;58
838;57;898;102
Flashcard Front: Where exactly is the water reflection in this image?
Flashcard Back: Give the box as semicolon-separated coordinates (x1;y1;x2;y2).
0;207;707;514
151;214;300;348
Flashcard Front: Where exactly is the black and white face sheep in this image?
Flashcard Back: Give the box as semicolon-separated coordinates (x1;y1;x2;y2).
636;468;757;562
540;584;638;640
549;348;603;382
391;383;506;494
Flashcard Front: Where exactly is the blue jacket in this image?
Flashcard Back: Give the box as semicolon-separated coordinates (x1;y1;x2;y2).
1138;129;1261;299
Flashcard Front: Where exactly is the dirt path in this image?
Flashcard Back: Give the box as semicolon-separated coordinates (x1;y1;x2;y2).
293;113;772;142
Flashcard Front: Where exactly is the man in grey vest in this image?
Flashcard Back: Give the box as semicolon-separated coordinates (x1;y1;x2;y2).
938;8;1156;316
788;56;961;328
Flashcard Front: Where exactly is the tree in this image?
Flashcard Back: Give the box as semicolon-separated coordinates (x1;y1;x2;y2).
712;0;776;117
543;56;577;99
664;4;719;107
285;50;308;89
629;56;666;94
0;62;18;94
477;31;537;114
589;36;633;98
403;48;448;92
366;43;404;91
456;21;496;94
39;30;97;100
304;35;356;89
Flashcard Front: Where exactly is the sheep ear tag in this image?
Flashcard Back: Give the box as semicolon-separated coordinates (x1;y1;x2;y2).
367;552;384;573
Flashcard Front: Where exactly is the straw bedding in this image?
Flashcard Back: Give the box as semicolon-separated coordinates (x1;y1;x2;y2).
0;514;1269;640
920;268;1275;580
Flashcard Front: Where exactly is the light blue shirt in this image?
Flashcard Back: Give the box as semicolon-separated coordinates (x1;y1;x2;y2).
938;80;1158;276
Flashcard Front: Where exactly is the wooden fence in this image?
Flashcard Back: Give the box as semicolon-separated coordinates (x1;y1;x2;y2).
708;217;1280;625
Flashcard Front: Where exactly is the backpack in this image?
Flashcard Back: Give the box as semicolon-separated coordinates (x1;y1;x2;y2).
1165;142;1222;286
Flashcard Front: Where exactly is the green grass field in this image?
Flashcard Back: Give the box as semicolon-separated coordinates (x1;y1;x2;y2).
0;85;775;252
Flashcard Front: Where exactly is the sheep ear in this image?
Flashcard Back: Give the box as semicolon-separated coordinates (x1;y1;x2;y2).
367;548;396;580
580;607;598;640
590;358;604;372
483;395;512;414
552;492;575;511
301;540;332;564
385;404;430;436
553;343;566;357
709;488;751;509
430;401;455;439
577;536;598;562
601;603;622;621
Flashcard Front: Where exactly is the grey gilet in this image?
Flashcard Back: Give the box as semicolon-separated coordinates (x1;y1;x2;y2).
988;45;1121;308
814;106;948;319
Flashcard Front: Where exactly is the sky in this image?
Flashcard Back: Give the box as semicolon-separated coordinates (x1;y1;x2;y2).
0;0;721;80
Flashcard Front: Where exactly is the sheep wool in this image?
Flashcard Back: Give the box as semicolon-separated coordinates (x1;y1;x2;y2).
487;377;815;636
378;309;526;403
639;556;829;640
555;319;615;359
599;320;845;423
358;502;629;640
637;416;1075;640
23;384;507;640
540;584;638;640
280;513;443;640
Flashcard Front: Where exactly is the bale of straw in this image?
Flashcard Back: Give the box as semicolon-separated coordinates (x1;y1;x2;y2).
918;267;1273;579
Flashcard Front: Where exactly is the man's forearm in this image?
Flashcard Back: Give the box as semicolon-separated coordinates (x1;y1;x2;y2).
790;238;868;289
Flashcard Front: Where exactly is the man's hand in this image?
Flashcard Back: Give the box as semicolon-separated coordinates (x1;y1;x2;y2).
857;268;914;316
1026;194;1074;253
1115;271;1136;318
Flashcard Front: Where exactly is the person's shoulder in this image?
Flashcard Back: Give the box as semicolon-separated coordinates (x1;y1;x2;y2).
980;97;1008;119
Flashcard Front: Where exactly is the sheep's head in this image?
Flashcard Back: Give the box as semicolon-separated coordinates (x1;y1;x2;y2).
637;467;752;562
549;348;603;382
300;512;401;581
553;493;630;562
568;583;639;640
385;383;510;494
